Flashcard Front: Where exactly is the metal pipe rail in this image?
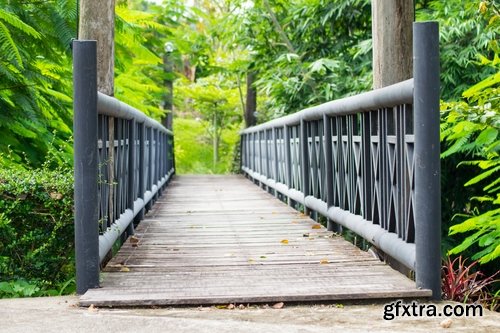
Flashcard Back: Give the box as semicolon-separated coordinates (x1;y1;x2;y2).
73;40;175;294
240;22;441;298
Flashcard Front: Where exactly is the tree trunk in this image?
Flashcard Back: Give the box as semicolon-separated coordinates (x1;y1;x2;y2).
79;0;116;95
372;0;414;89
213;112;219;171
245;71;257;128
162;52;174;130
79;0;116;230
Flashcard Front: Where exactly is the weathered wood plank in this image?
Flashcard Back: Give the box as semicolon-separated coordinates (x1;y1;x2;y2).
80;175;430;306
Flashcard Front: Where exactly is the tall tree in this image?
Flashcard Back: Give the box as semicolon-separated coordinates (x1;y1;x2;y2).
372;0;414;88
245;71;257;127
79;0;116;95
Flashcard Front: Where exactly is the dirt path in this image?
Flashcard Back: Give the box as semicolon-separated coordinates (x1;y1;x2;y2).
1;296;499;332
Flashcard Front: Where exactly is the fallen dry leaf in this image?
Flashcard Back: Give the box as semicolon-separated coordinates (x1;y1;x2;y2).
303;233;310;237
280;239;289;245
440;318;453;329
215;305;227;309
129;236;139;244
260;256;267;259
120;266;130;272
272;302;284;309
311;224;322;229
320;259;329;264
88;304;98;313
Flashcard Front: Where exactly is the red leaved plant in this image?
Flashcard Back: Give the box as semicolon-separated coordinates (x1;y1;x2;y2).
442;256;499;311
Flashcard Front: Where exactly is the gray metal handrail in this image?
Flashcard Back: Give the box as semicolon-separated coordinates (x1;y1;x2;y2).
73;40;175;294
240;22;441;298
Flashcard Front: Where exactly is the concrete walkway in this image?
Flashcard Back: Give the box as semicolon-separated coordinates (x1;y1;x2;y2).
1;296;499;333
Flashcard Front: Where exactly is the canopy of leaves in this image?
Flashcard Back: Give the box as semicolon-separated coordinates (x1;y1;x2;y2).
0;1;76;167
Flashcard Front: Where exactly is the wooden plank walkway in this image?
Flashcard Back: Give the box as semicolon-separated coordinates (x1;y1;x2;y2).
80;175;431;306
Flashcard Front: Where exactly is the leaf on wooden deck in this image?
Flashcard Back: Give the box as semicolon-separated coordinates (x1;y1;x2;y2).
440;318;453;328
272;302;284;309
280;239;289;245
88;304;98;313
312;224;322;229
260;256;267;259
319;259;329;264
120;266;130;272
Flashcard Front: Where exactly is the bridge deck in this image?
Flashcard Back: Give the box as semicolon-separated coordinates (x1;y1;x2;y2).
80;175;430;306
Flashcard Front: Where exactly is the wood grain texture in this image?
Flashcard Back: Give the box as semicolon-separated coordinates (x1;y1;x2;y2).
80;175;431;306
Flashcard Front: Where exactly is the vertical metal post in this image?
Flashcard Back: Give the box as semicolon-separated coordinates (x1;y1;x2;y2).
136;123;145;221
300;119;310;215
283;125;293;206
413;21;441;300
272;127;279;197
324;115;341;232
73;40;99;294
126;119;136;235
146;126;153;210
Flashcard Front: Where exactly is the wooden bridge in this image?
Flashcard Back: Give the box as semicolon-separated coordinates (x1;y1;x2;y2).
73;22;441;306
80;175;429;306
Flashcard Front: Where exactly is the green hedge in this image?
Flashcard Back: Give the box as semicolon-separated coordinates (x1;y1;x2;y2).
0;166;75;296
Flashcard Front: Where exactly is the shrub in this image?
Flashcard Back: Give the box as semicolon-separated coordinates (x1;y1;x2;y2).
442;256;499;311
0;165;75;296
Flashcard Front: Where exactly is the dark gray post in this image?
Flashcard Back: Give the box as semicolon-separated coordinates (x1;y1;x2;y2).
272;127;280;197
323;115;341;232
300;119;310;215
136;123;145;221
146;127;154;210
413;21;441;299
283;125;293;206
73;40;99;294
126;119;136;235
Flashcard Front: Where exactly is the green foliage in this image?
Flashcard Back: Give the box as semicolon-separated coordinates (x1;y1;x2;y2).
0;1;75;166
174;117;240;174
440;3;500;265
0;163;75;295
417;0;499;100
229;0;372;118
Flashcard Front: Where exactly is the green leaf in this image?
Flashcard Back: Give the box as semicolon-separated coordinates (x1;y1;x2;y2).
464;165;500;186
475;128;498;147
463;72;500;98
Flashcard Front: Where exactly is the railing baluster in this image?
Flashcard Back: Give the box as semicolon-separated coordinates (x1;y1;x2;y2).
300;119;310;215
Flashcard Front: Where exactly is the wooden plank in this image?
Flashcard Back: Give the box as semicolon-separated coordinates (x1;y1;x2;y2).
81;175;431;306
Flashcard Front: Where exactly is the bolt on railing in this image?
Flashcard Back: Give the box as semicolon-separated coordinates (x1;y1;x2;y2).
240;22;441;298
73;40;175;294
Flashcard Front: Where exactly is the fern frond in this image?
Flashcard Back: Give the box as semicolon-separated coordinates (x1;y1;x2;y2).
0;8;40;38
0;22;23;68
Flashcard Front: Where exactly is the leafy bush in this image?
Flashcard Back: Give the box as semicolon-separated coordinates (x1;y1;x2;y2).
0;165;75;296
438;1;500;267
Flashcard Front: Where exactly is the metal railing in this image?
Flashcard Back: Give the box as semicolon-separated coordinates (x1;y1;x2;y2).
73;40;175;294
241;22;441;298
